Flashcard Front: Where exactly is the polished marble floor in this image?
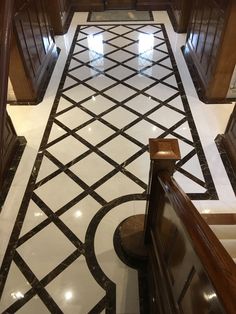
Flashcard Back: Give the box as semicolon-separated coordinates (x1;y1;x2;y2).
0;11;236;314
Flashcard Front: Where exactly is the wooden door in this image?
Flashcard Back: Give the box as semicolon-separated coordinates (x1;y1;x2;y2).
105;0;136;10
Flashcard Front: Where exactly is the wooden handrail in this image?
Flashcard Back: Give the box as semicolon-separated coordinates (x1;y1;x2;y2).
0;0;15;181
145;138;236;314
158;171;236;314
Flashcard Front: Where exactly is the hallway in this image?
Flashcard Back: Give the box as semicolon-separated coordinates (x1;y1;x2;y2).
0;11;235;313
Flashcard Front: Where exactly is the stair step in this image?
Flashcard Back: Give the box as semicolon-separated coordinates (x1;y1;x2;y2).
220;239;236;258
210;225;236;239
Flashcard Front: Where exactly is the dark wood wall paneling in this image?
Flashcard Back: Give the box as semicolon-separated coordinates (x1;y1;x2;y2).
169;0;193;32
217;105;236;178
9;0;58;104
70;0;172;11
70;0;104;11
47;0;72;35
0;0;19;192
184;0;236;102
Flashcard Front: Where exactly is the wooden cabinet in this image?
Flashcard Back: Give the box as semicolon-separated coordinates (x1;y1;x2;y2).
47;0;72;35
8;0;58;104
183;0;236;102
169;0;193;33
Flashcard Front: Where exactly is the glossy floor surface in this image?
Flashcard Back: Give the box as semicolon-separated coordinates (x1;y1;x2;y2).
0;11;236;314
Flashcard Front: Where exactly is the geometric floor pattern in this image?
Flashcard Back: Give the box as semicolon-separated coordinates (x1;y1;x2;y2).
0;24;217;313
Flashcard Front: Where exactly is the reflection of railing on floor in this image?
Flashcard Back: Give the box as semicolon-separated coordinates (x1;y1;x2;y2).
121;138;236;314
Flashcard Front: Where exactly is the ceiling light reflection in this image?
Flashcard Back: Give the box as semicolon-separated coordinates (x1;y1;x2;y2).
64;290;73;301
74;210;82;218
11;291;24;300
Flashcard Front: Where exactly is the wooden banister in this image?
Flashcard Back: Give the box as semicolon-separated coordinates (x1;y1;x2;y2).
145;138;236;314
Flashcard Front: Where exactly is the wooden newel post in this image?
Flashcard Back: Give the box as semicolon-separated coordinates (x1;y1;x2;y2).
144;138;181;243
117;138;180;261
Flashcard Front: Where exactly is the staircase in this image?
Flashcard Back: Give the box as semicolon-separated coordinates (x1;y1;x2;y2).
202;214;236;263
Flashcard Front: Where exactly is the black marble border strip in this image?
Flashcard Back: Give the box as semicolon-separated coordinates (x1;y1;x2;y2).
87;10;154;23
161;26;218;200
85;194;146;313
0;136;27;211
215;135;236;196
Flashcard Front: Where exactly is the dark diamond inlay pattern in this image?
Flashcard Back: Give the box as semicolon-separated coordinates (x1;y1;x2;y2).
0;24;217;313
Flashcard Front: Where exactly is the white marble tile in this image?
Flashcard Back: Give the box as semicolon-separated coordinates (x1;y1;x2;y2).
17;224;76;279
63;76;77;89
106;65;136;80
86;74;116;90
125;152;150;184
56;107;92;129
35;172;83;212
20;200;47;237
109;37;133;48
125;120;163;144
125;73;155;89
48;123;67;143
125;57;152;70
82;94;116;114
63;84;95;102
181;154;205;181
0;262;30;312
146;83;178;101
69;65;98;81
102;107;138;128
125;94;159;114
46;256;105;314
70;152;114;185
99;135;140;164
60;196;101;242
47;136;88;164
17;296;50;314
142;64;173;79
89;58;117;71
76;120;114;145
56;97;74;114
104;84;137;102
108;50;133;62
148;106;185;128
95;172;144;202
174;171;206;194
111;25;131;35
